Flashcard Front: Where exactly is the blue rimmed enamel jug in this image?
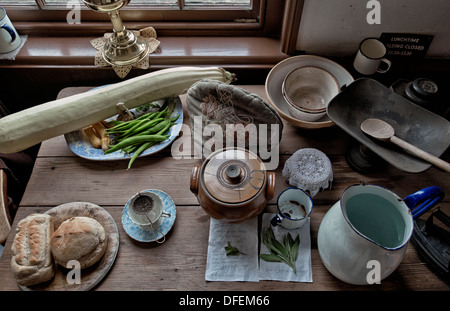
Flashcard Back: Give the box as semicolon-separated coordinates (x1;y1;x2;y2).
317;183;443;285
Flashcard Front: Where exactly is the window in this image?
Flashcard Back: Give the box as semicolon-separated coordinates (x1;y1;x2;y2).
0;0;284;37
1;0;253;10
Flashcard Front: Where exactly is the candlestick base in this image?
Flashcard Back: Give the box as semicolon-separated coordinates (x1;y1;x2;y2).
102;29;149;67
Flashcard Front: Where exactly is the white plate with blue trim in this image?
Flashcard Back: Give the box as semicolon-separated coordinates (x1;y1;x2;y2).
64;97;183;161
122;189;176;243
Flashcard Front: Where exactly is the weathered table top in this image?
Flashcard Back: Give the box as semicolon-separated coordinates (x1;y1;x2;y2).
0;85;448;292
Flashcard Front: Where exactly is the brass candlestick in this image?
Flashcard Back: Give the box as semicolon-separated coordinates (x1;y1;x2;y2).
82;0;149;66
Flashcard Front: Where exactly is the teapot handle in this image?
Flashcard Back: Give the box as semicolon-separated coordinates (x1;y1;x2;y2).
404;186;444;219
266;171;275;201
190;166;200;195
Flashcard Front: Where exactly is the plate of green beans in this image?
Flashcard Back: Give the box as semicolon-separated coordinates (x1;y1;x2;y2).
65;97;183;168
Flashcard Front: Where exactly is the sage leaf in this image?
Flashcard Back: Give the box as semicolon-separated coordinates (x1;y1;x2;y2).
292;235;300;262
225;241;245;256
260;227;301;274
260;253;283;262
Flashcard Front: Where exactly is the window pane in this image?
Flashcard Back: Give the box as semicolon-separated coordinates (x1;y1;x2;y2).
130;0;178;4
42;0;73;6
0;0;252;9
40;0;179;8
0;0;36;4
43;0;73;4
185;0;251;6
129;0;251;8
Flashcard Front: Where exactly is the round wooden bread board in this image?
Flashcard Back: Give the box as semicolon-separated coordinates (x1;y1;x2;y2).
20;202;119;291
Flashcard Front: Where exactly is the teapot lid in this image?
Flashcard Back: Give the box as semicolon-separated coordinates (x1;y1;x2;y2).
202;148;266;204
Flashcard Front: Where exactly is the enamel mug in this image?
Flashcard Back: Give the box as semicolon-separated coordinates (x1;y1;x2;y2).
353;38;391;75
271;187;313;230
0;7;21;53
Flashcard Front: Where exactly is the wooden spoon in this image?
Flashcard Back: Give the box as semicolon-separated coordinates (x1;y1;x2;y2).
361;118;450;173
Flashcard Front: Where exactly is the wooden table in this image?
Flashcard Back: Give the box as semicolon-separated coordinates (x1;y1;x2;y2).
0;85;449;293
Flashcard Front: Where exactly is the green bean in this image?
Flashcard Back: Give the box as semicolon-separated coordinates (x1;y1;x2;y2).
103;102;179;168
126;119;173;169
107;120;125;126
156;119;172;136
104;134;169;154
106;111;159;133
167;114;180;123
134;110;159;121
119;118;151;135
126;117;165;136
138;119;171;136
127;141;154;169
122;144;140;155
106;121;136;133
114;118;165;142
109;118;151;136
155;106;169;118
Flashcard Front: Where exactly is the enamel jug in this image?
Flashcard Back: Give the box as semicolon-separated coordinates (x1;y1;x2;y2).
317;183;443;285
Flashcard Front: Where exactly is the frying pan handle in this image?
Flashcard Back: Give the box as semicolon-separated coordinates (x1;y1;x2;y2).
404;186;444;219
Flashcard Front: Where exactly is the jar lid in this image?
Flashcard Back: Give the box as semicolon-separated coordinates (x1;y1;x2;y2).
282;148;333;197
202;148;266;204
405;78;438;104
412;78;438;98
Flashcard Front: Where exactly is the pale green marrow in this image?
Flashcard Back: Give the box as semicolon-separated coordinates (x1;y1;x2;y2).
0;66;234;154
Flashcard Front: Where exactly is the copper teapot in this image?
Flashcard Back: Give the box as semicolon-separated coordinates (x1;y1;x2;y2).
190;147;275;223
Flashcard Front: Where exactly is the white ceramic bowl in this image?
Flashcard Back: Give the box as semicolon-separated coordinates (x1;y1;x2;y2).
282;66;340;122
265;55;354;129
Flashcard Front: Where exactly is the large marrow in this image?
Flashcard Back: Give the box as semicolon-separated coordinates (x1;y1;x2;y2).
0;66;234;153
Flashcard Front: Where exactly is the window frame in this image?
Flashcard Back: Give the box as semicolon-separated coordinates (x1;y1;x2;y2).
1;0;285;37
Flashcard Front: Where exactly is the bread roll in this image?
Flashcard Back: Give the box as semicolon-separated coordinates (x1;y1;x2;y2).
10;213;55;287
51;216;107;269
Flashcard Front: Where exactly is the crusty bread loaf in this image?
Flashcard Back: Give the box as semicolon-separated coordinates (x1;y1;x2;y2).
10;213;55;287
51;216;107;269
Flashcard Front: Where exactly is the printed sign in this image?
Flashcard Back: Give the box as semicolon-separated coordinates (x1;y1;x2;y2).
380;33;434;59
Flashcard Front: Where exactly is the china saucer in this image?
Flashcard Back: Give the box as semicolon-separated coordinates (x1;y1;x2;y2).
122;189;176;243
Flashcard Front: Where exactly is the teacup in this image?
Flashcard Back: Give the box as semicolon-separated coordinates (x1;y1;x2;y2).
271;187;313;230
127;191;171;227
